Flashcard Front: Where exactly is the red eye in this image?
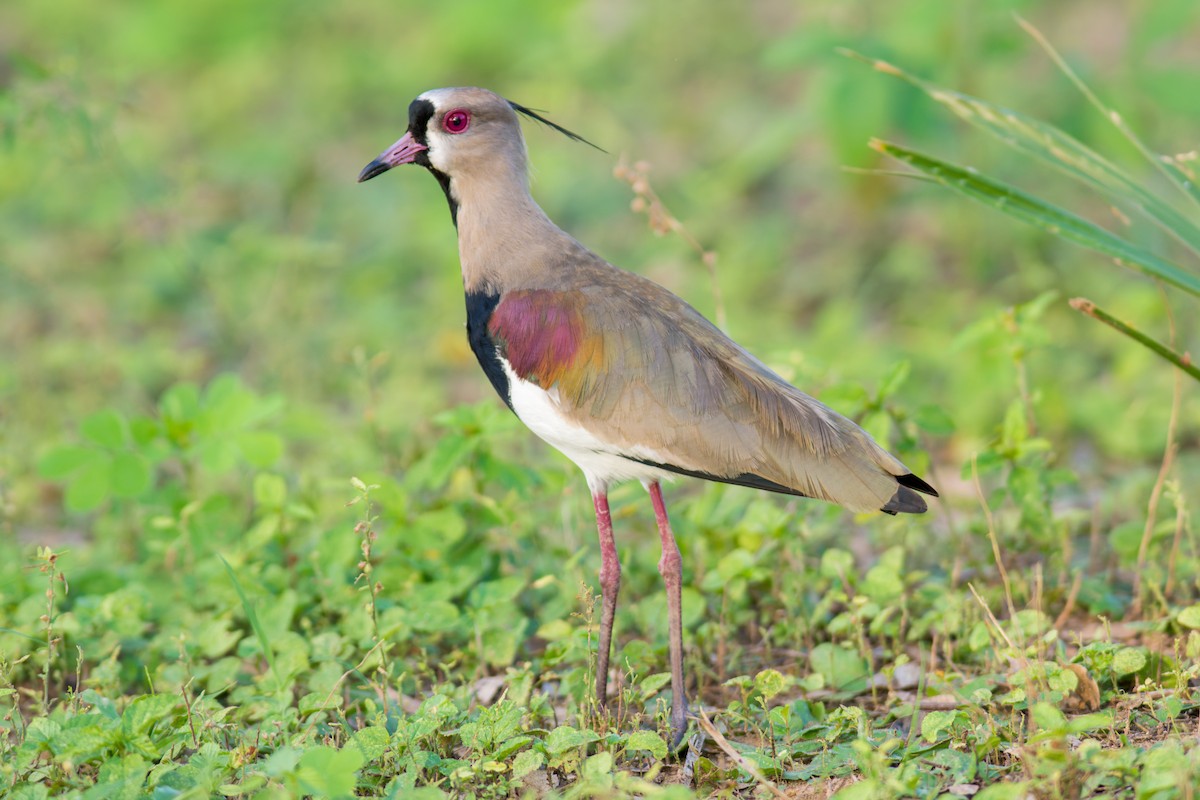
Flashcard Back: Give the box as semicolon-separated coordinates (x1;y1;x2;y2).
443;109;471;134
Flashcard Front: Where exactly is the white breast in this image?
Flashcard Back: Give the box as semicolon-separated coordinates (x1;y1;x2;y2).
500;359;676;494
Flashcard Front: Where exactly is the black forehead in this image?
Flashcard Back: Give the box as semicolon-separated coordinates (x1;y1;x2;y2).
408;98;436;142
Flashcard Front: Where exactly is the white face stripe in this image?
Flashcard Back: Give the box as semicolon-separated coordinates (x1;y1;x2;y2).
499;359;675;494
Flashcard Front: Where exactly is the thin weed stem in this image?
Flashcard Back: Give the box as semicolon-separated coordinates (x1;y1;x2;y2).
970;457;1018;623
615;157;727;330
1131;290;1184;615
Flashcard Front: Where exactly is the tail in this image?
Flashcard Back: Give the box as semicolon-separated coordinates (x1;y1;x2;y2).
881;472;939;515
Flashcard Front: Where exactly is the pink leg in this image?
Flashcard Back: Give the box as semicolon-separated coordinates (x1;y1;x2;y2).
593;492;620;711
649;481;688;748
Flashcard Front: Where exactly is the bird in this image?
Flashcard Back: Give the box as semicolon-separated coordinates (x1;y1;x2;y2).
357;87;937;749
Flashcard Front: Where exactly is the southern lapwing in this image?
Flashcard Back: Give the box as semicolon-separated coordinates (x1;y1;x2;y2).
358;87;937;748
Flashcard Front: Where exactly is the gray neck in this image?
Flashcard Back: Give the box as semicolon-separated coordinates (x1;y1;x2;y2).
453;170;573;293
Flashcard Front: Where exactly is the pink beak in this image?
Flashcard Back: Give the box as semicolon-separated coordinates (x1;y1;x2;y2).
358;130;428;182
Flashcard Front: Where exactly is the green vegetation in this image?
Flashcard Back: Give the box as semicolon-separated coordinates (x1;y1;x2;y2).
3;1;1199;797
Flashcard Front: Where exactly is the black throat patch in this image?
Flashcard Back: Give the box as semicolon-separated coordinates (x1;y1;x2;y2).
464;289;512;411
407;97;459;226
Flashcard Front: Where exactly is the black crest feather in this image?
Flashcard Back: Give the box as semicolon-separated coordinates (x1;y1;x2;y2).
508;101;606;153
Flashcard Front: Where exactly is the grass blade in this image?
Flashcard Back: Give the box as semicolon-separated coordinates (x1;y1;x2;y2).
1016;16;1200;214
220;555;278;685
842;48;1200;257
870;139;1200;298
1069;297;1200;383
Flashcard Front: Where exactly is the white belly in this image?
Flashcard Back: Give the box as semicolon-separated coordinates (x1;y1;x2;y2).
500;359;676;493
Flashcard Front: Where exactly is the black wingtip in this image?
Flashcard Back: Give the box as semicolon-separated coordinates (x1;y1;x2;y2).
508;100;607;153
880;473;938;515
897;472;939;497
881;486;928;515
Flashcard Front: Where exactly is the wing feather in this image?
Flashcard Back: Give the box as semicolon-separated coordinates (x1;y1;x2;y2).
488;272;935;514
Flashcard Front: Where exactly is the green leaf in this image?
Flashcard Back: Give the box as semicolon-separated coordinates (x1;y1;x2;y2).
52;720;119;761
38;444;97;479
299;691;342;715
975;782;1031;800
544;725;600;755
624;730;667;760
253;473;288;509
1177;604;1200;629
921;710;961;743
808;643;870;691
160;382;201;423
753;669;789;702
582;751;612;779
81;409;127;449
198;439;239;474
65;455;112;512
262;746;304;776
408;600;460;632
820;548;854;581
353;726;390;762
862;563;903;604
510;748;544;779
294;745;363;798
110;452;153;498
877;359;910;400
871;140;1200;299
122;694;179;738
638;672;672;700
1030;702;1066;734
1113;646;1148;676
913;404;956;435
481;627;518;667
237;431;283;468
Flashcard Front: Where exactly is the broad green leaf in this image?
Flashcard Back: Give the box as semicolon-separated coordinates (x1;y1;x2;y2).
820;548;854;581
38;444;97;479
66;455;112;512
197;439;239;474
81;409;127;449
253;473;288;509
237;430;283;468
872;140;1200;299
544;725;600;755
920;710;961;743
52;720;119;761
913;404;956;435
468;576;525;608
353;726;390;762
481;627;518;667
625;730;668;760
408;600;460;632
976;783;1031;800
110;451;153;498
1113;646;1148;676
1030;702;1066;733
808;643;870;691
753;668;789;702
122;694;179;738
160;382;201;423
582;751;612;779
1177;604;1200;629
511;748;544;779
294;745;363;798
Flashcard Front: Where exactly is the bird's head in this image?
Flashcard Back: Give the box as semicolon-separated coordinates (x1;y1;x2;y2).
357;87;601;216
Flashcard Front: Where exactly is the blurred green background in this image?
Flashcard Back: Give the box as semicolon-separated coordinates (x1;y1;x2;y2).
2;0;1198;531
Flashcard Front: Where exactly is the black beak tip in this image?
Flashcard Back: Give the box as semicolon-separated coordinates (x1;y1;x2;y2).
357;159;390;183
